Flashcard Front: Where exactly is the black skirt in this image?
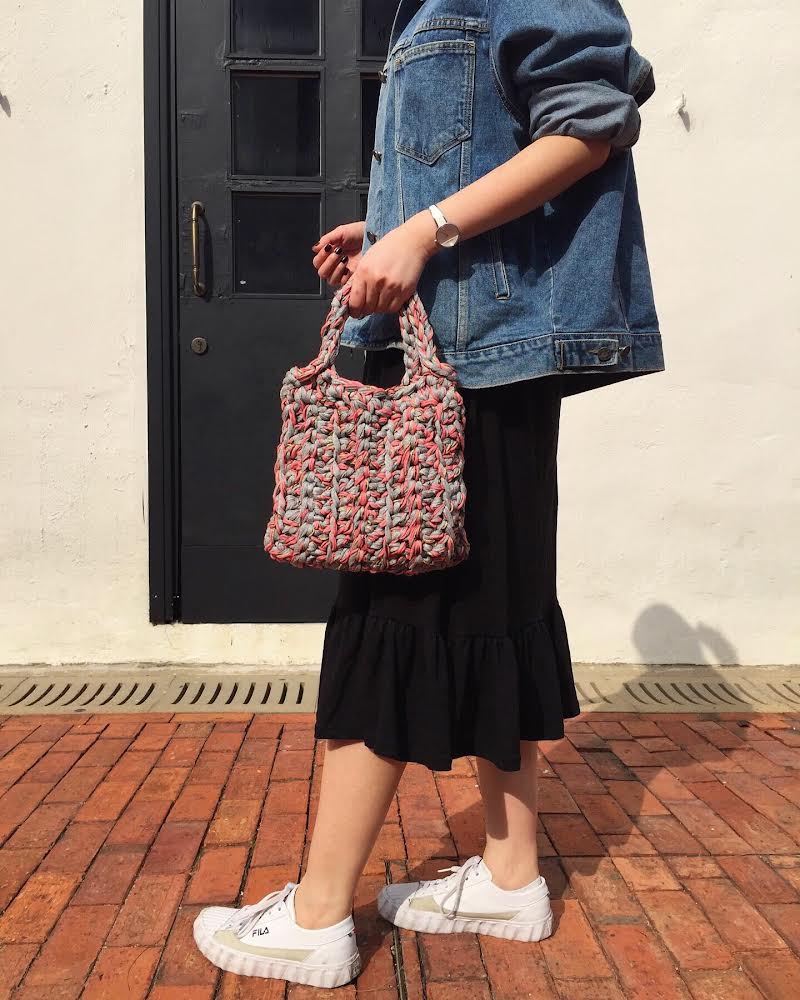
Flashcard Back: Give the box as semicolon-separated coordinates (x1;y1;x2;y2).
314;348;581;772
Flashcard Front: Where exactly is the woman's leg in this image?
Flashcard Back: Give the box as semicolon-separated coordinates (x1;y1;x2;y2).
476;740;542;889
293;739;405;928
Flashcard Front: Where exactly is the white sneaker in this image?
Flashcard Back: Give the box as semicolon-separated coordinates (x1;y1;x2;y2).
193;882;361;989
378;856;553;942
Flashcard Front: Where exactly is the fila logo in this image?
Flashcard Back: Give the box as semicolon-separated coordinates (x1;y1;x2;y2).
253;927;270;936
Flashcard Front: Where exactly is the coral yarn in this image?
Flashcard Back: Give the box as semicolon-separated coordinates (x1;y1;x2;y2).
264;286;468;575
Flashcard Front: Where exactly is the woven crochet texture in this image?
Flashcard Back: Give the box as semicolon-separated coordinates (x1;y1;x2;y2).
264;287;468;575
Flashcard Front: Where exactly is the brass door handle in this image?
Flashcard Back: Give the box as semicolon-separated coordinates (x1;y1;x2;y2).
191;200;206;296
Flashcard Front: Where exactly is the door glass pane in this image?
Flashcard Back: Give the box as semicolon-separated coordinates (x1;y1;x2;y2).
233;74;320;176
362;0;397;57
361;76;380;178
233;0;319;55
233;194;320;294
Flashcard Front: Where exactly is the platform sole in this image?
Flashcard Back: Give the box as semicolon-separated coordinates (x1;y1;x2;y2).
193;918;361;988
378;898;554;942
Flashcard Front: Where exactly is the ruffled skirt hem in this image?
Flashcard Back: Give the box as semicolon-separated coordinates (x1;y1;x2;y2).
314;603;581;772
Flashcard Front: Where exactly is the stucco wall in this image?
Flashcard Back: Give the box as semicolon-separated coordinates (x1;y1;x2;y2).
0;1;797;667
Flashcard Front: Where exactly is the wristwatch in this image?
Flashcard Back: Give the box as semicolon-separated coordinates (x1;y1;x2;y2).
428;204;461;248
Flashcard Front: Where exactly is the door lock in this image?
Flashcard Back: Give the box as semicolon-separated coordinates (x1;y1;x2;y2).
190;337;208;355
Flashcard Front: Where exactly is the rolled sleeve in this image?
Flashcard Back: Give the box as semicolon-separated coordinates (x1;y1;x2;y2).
491;0;655;151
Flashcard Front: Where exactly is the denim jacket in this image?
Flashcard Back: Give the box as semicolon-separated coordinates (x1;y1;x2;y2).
341;0;665;394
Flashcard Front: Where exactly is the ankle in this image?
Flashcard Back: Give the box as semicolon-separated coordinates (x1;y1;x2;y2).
293;881;352;930
482;853;541;891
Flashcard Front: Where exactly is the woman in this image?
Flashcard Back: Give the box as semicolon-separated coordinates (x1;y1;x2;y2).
194;0;663;988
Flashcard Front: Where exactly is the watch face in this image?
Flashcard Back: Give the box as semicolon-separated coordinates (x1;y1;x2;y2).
436;222;460;248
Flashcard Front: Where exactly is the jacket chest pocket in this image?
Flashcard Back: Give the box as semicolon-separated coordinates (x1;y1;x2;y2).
393;39;475;165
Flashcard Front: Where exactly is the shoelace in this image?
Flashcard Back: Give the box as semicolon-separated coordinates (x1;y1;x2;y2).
221;882;296;939
418;855;483;920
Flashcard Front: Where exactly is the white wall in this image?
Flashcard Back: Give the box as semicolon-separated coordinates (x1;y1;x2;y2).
0;1;797;667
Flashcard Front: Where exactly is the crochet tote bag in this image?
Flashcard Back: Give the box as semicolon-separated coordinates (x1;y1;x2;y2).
264;285;468;575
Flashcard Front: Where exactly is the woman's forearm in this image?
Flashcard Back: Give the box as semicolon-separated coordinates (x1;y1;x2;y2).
404;135;612;259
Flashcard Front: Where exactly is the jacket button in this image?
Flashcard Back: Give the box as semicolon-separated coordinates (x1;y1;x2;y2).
366;230;378;244
597;347;613;362
372;149;382;162
378;69;387;83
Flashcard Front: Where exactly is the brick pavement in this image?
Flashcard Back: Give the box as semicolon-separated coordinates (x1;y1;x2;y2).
1;709;800;999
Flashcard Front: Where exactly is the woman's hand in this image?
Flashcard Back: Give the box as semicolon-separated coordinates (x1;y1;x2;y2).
312;222;365;288
345;212;439;318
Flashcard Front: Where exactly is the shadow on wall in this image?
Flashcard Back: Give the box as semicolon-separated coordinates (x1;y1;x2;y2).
632;602;739;666
0;93;10;117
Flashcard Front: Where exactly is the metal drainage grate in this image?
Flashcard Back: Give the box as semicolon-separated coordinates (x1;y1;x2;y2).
0;670;319;716
0;664;798;717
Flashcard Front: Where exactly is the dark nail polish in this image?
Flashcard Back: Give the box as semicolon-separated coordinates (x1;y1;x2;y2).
341;256;349;265
324;243;332;252
343;268;351;276
334;246;343;256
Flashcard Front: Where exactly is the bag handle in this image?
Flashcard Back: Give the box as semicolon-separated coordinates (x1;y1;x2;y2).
295;283;457;386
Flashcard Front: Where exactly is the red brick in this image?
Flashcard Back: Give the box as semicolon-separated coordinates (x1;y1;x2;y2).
99;719;146;739
600;831;658;856
479;934;557;997
218;973;287;998
20;749;82;785
435;777;482;857
589;721;631;740
75;780;139;822
106;872;185;946
236;738;279;766
206;799;261;845
631;766;696;801
78;738;132;768
242;863;301;903
203;728;246;754
552;763;607;796
50;733;98;754
252;812;306;867
106;749;160;783
637;888;733;970
39;820;111;874
280;727;315;751
571;793;631;834
45;765;107;803
741;950;800;1000
23;723;73;743
686;781;797;854
599;923;689;1000
663;801;750;855
538;780;580;813
681;968;763;1000
187;751;236;785
131;722;177;751
606;779;671;816
0;848;42;908
142;820;206;873
657;751;719;783
685;742;741;775
757;902;800;951
541;899;611;979
225;762;272;801
150;988;215;1000
584;751;633;781
555;981;626;1000
607;741;658;767
0;873;79;943
541;815;605;856
421;931;486;982
23;903;116;985
717;854;797;903
169;782;223;822
614;856;682;891
667;856;724;880
186;845;248;904
271;748;314;781
154;903;218;989
726;747;788;777
106;796;171;847
562;857;643;925
135;766;189;801
0;942;38;995
174;722;213;738
5;803;77;851
159;737;206;767
685;878;787;952
540;738;586;763
426;983;492;999
81;945;160;999
365;822;406;875
624;720;664;738
657;721;710;747
722;772;800;841
71;847;144;905
0;783;49;841
765;775;800;807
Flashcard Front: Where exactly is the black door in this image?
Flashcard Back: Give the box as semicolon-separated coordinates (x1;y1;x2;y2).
174;1;399;622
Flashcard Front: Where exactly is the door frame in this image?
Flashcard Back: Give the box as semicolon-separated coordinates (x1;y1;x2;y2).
144;0;180;624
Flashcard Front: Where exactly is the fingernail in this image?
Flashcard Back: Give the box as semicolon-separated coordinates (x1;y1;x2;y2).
343;268;351;276
334;246;343;256
341;256;349;265
324;243;332;252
